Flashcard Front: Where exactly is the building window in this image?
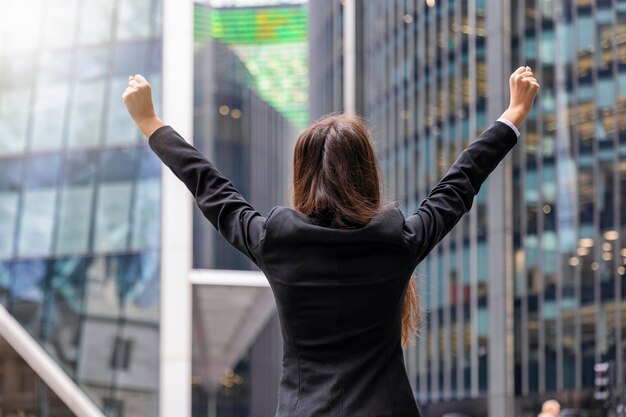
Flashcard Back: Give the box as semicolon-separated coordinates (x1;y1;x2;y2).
109;337;133;370
103;397;124;417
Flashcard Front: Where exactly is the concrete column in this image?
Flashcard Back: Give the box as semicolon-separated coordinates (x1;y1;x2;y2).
343;0;356;114
342;0;363;114
160;0;194;415
486;0;514;415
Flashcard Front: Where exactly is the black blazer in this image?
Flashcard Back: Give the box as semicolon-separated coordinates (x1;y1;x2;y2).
148;121;518;417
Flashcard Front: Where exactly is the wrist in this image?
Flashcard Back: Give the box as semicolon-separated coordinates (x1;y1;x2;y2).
500;106;529;129
137;115;166;138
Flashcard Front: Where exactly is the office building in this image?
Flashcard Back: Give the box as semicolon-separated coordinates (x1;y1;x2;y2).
309;1;626;416
0;0;163;414
0;0;301;416
190;31;295;417
308;1;344;120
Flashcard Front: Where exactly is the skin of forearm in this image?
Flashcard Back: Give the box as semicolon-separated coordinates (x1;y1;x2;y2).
136;116;166;139
500;105;530;129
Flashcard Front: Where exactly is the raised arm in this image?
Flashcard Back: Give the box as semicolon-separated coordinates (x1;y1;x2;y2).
122;74;267;266
403;66;540;262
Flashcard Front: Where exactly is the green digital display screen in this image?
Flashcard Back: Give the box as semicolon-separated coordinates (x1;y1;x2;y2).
194;5;309;128
209;8;307;44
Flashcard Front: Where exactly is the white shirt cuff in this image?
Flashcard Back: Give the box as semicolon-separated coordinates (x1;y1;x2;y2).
497;117;521;137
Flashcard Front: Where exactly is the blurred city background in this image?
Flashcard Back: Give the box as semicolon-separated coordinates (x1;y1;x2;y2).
0;0;625;416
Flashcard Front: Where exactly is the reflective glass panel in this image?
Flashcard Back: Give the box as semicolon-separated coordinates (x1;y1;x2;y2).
55;186;94;255
31;83;70;152
131;179;160;251
94;182;132;252
0;192;19;259
10;260;47;335
117;0;152;40
67;79;106;149
78;0;115;45
41;0;80;50
17;189;57;258
0;89;30;154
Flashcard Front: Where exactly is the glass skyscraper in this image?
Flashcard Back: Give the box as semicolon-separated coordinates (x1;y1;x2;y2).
0;0;303;416
309;0;626;416
0;0;163;414
192;2;300;271
353;1;495;414
308;0;344;121
512;0;626;415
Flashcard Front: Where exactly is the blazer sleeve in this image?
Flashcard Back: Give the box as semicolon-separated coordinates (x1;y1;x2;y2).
403;120;518;263
148;125;267;266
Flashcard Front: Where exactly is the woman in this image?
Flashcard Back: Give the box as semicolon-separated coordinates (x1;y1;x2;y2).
123;66;539;416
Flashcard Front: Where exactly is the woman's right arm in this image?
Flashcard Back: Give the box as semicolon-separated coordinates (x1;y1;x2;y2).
122;74;269;267
403;66;540;263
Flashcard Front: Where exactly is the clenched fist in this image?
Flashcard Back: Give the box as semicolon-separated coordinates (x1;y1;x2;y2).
122;74;165;138
501;66;540;129
509;66;540;113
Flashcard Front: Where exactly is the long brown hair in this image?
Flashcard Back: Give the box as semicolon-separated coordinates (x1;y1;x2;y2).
292;113;421;347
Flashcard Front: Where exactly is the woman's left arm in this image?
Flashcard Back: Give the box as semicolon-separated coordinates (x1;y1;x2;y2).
402;66;539;263
122;74;267;266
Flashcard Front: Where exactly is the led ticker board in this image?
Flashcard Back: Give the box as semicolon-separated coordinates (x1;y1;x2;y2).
210;8;307;44
194;5;309;128
209;0;306;7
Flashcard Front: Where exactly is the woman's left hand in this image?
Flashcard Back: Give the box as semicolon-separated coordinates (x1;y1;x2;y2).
122;74;165;138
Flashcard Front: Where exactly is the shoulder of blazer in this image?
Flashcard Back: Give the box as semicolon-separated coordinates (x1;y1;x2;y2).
263;203;411;245
263;206;308;234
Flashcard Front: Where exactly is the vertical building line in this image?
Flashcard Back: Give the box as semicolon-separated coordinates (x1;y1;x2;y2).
453;0;465;398
571;2;583;391
517;0;530;397
610;0;623;402
441;0;452;400
591;0;602;369
554;0;567;393
416;0;428;401
64;0;88;385
9;0;49;261
160;0;193;415
334;1;343;113
390;1;397;198
535;0;547;394
486;0;513;413
343;0;356;114
468;0;480;398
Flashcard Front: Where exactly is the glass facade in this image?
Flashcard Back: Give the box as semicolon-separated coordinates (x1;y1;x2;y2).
359;0;491;410
512;0;626;414
0;0;163;414
192;3;298;271
309;0;626;415
0;335;76;416
308;0;344;121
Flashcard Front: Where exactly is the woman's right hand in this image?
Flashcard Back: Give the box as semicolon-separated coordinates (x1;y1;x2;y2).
501;66;540;129
122;74;165;138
